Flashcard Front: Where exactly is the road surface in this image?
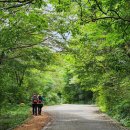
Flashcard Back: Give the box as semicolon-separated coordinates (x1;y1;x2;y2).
42;104;129;130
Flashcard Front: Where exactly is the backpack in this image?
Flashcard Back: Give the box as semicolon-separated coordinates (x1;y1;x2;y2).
32;95;38;104
38;100;42;103
38;96;43;104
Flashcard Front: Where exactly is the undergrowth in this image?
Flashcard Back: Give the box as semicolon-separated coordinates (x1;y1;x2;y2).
0;104;30;130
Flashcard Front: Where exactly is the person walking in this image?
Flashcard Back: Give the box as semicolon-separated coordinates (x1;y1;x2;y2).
37;95;44;115
32;94;38;115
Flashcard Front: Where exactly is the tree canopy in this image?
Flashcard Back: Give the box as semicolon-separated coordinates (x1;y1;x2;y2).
0;0;130;127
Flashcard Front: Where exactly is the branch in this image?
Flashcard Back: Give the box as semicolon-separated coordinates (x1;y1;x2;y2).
94;0;107;15
94;0;130;23
7;37;49;52
107;9;126;21
0;0;29;2
0;0;33;10
92;16;130;22
7;54;24;60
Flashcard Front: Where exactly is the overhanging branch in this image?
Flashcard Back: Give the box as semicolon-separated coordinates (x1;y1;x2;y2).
0;0;34;10
93;0;130;23
92;16;130;22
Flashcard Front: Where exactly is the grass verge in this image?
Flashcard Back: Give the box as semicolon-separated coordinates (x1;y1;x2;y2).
0;104;31;130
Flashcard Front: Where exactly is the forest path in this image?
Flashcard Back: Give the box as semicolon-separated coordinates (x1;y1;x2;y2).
42;104;129;130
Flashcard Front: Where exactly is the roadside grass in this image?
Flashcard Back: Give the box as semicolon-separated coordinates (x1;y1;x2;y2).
0;104;31;130
120;117;130;127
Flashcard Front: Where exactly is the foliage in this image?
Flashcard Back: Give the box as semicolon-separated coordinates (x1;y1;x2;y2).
1;0;130;128
0;105;30;130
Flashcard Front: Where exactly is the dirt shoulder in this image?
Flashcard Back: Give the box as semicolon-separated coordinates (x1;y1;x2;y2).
14;109;51;130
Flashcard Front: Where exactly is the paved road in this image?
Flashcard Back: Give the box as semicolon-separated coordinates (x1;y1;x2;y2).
42;104;129;130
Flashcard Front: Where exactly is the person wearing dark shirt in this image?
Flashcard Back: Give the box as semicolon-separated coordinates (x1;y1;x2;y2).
37;95;44;115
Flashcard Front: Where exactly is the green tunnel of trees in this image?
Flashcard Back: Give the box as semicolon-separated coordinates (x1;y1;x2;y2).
0;0;130;127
